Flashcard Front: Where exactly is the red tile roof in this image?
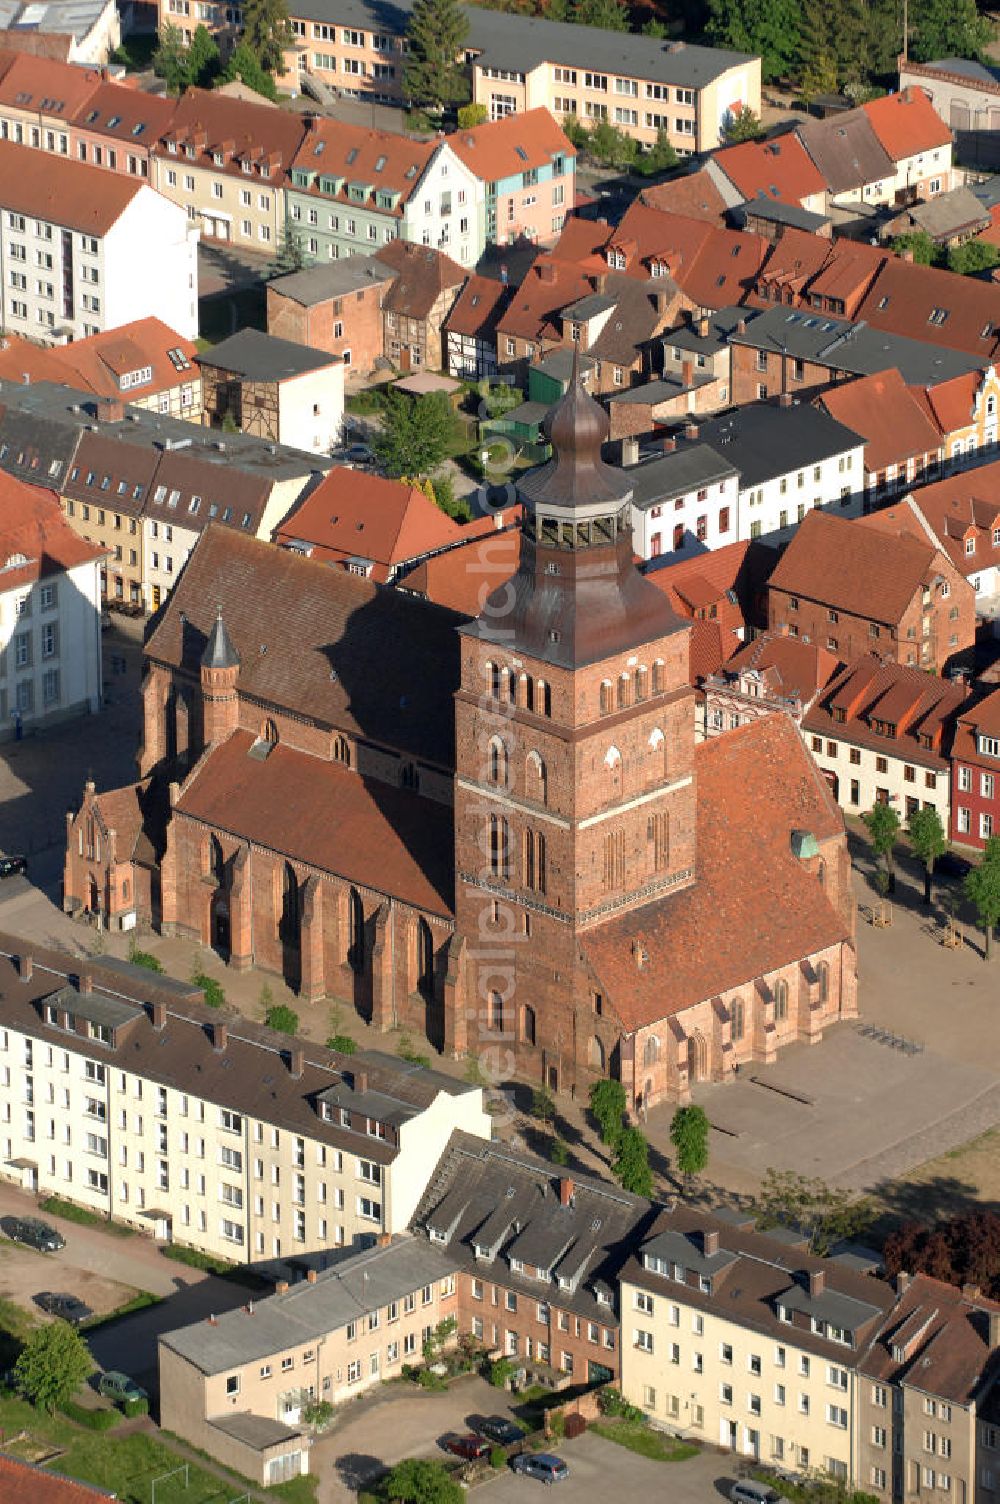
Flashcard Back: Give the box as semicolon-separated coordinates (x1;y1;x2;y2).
401;526;521;616
916;369;982;437
711;134;826;206
443;274;508;338
609;201;767;308
863;87;952;161
753;226;836;301
856;257;1000;359
803;655;966;770
861;1272;1000;1403
0;1454;115;1501
0;49;101;116
447;107;575;183
896;463;1000;579
0;319;197;400
581;713;848;1030
375;239;466;319
769;508;939;624
289;117;436;212
275;468;461;582
0;474;103;590
0;138;143;234
644;538;774;640
158;86;308;184
641;169;728;224
724;633;841;703
687;617;727;683
817;368;942;471
73;80;176;147
177;730;454;916
549;214;612;271
495;254;595;342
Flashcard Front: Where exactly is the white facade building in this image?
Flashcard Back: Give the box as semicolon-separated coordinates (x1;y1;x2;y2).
400;144;484;270
0;140;198;344
0;478;102;739
626;443;740;561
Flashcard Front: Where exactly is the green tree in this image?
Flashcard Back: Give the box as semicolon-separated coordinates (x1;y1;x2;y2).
14;1322;92;1412
721;104;764;144
422;1315;457;1362
457;102;489;129
550;1136;569;1165
404;0;469;110
613;1125;654;1196
910;0;992;62
239;0;293;74
382;1457;464;1504
186;23;221;87
266;1004;299;1035
706;0;802;82
669;1104;710;1178
863;801;902;894
588;1078;627;1148
152;22;190;92
948;240;1000;276
908;806;947;906
270;221;308;278
964;836;1000;960
573;0;629;29
372;389;462;478
642;16;669;36
637;127;678;176
587;120;637;169
531;1084;556;1124
327;1032;358;1053
891;231;936;265
223;38;279;101
755;1168;873;1255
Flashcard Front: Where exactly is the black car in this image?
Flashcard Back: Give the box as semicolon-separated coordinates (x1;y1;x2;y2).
475;1416;525;1447
34;1292;92;1326
2;1216;65;1252
0;854;26;880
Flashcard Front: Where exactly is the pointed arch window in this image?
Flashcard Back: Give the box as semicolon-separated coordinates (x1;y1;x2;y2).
279;862;300;948
332;734;351;766
774;978;788;1021
210;834;225;888
488;736;509;787
730;997;745;1042
526;750;547;805
489;815;510;880
416;917;433;996
348;888;364;973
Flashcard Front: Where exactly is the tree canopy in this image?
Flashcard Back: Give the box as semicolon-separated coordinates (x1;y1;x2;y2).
371;390;462;479
670;1104;710;1177
755;1168;873;1256
240;0;293;74
589;1078;627;1148
884;1209;1000;1298
908;0;992;63
908;806;946;905
404;0;470;109
613;1125;654;1196
382;1457;464;1504
153;23;220;92
14;1322;92;1412
224;39;280;101
964;836;1000;959
864;802;902;893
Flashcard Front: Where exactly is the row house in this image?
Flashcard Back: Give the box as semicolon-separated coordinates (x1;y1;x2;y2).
801;656;966;823
817;369;944;502
0;138;198;342
702;634;839;742
446;108;576;250
792;88;952;211
266;254;396;376
376;238;466;372
897;469;1000;602
950;689;1000;850
918;365;1000;469
626;440;740;560
603;199;768;314
706;133;828;216
0;476;103;738
443;273;508;380
0;937;489;1261
768;509;976;675
0;318;201;421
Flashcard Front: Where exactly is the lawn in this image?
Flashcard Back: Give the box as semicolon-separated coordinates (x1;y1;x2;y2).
591;1418;700;1461
40;1195;135;1237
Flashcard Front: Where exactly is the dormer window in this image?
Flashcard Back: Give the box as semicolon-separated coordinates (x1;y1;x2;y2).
672;1262;684;1282
213;151;224;166
90;1022;112;1045
242;160;253;174
777;1303;792;1323
340;1108;350;1127
44;1003;59;1024
367;1118;386;1139
510;1257;524;1272
699;1275;712;1294
428;1227;448;1245
473;1243;492;1261
595;1287;610;1305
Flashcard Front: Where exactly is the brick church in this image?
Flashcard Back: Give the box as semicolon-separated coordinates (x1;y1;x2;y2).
65;371;857;1108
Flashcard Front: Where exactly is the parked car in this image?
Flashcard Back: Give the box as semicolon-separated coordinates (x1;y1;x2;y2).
475;1416;524;1446
445;1434;491;1461
730;1482;781;1504
0;854;27;879
342;442;376;466
510;1452;570;1484
99;1371;147;1405
2;1216;64;1251
34;1292;92;1326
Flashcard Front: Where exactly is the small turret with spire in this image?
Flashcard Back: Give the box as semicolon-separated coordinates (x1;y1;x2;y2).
200;606;240;748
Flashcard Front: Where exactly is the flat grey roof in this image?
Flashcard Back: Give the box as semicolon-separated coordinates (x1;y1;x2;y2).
610;374;714;405
0;0;109;38
627;442;737;509
160;1236;457;1374
778;1279;884;1331
924;56;1000;85
198;329;338;381
675;402;863;489
729;305;984;388
270;254;395;306
738;199;830;233
210;1413;304;1450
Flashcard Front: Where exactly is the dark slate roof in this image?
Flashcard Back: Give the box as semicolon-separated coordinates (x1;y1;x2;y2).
924;56;1000;85
412;1131;656;1321
729;306;983;388
201;609;240;671
210;1414;304;1449
608;373;715;406
269;253;395;306
561;293;618;320
736;198;831;233
663;305;750;357
672;402;863;490
197;328;338;382
626;442;739;510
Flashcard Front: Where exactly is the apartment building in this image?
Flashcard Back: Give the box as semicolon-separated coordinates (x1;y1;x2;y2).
0;476;103;738
801;657;966;823
626;443;740;560
71;82;178;181
0;140;198;342
152;88;307;252
620;1205;896;1468
0;319;202;421
446;108;576;249
0;935;491;1260
159;1236;459;1484
817;370;945;502
950;689;1000;850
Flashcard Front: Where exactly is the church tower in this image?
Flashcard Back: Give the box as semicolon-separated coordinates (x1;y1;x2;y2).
451;360;696;1090
200;608;240;748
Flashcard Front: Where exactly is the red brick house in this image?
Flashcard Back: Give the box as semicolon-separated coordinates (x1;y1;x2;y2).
768;509;975;673
266;256;395;376
63;778;166;930
950;689;1000;848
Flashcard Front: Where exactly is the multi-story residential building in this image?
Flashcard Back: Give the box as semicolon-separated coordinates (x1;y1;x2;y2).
795;89;952;211
375;238;465;372
443;273;507;379
159;1235;461;1485
0;318;202;421
868;482;1000;606
0;475;102;738
0;934;491;1256
446;108;576;248
266;254;395;374
0;140;198;342
857;1273;1000;1504
768;509;976;674
703;635;839;741
152;88;307;252
817;370;945;502
949;689;1000;849
625;442;740;560
0;49;104;153
669;403;865;545
70;81;177;181
917;365;1000;469
802;657;966;822
0;382;327;612
197;330;344;455
619;1204;896;1466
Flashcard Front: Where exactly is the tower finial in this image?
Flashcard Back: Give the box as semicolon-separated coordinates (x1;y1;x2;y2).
570;337;581;390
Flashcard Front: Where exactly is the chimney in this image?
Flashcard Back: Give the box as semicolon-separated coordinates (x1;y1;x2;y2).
682;359;694;389
17;953;32;983
537;261;557;283
97;398;124;424
683;420;699;441
621;435;639;467
779;391;793;408
289;1046;305;1079
661;436;677;452
737;317;747;335
275;1280;289;1295
151;1000;166;1031
990;1310;1000;1349
703;1229;719;1256
307;1268;318;1284
559;1177;575;1207
212;1020;228;1053
353;1068;368;1095
896;1271;912;1295
963;1282;981;1301
698;315;709;337
78;973;93;996
809;1269;826;1298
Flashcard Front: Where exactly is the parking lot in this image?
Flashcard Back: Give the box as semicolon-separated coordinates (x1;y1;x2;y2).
484;1432;729;1504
